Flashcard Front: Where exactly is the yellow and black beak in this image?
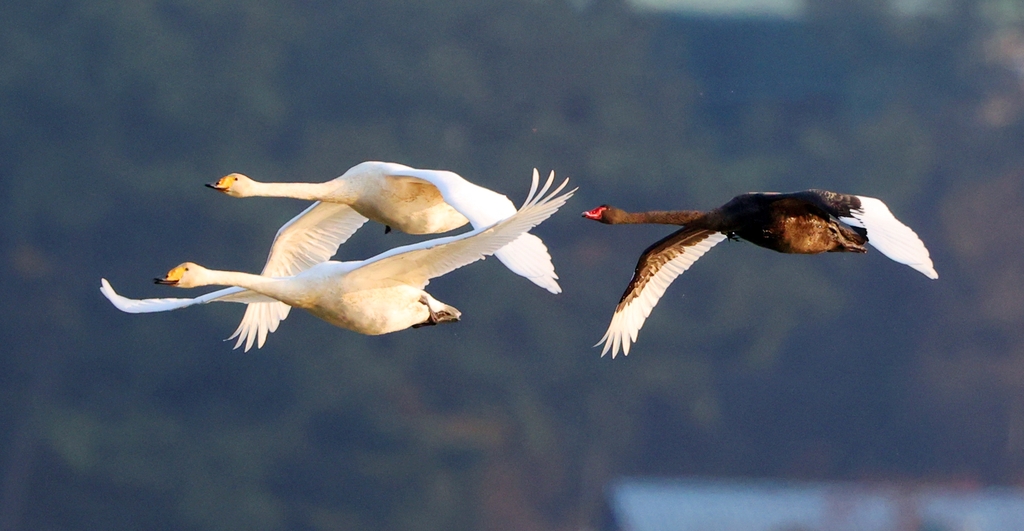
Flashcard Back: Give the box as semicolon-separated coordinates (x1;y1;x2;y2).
205;174;236;192
154;265;186;285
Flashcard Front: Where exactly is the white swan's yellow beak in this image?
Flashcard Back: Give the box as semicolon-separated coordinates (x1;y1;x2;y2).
154;265;186;285
205;174;238;192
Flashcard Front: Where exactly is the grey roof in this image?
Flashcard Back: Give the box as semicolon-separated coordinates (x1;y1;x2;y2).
608;477;1024;531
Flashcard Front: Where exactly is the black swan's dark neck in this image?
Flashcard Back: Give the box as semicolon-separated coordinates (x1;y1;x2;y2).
612;209;705;225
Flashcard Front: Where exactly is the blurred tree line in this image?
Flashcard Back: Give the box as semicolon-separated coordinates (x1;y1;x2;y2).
2;0;1024;529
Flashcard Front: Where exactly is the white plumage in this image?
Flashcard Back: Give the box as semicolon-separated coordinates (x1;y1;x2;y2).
102;170;573;347
208;161;563;294
839;196;938;280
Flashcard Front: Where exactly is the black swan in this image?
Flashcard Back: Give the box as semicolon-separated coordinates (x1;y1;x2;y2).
582;190;937;357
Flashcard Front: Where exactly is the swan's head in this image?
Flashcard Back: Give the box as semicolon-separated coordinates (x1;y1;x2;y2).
154;262;209;288
582;205;613;223
206;173;254;197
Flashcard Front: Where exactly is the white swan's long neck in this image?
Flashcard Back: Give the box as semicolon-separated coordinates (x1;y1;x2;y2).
245;180;344;202
196;269;307;307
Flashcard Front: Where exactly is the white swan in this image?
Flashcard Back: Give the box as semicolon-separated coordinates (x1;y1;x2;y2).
105;200;373;350
204;163;563;351
101;171;574;344
207;161;563;294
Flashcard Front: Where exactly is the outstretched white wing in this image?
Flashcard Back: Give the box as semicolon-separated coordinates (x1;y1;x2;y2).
839;196;937;279
379;163;563;293
345;170;574;291
229;201;369;351
101;278;275;312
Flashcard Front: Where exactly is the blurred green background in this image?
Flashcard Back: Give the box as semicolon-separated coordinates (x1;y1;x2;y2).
3;0;1024;529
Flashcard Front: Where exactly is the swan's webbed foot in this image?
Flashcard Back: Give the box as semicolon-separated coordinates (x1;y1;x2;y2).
412;295;460;328
842;242;868;253
384;225;392;234
829;224;868;253
412;311;460;328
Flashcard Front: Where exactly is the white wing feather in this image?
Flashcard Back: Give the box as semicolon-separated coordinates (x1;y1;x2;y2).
839;196;937;279
597;232;727;358
377;162;517;227
101;278;276;312
492;233;561;293
381;164;562;293
229;201;369;351
344;170;574;290
102;167;564;349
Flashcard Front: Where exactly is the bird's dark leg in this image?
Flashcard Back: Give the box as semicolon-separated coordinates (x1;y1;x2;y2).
411;295;459;328
412;300;439;328
384;225;392;234
828;224;868;253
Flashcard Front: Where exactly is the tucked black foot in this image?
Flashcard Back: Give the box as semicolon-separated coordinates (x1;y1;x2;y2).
384;225;392;234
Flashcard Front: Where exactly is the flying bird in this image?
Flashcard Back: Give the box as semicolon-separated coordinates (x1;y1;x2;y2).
207;161;563;294
102;170;573;347
582;190;937;358
199;161;563;349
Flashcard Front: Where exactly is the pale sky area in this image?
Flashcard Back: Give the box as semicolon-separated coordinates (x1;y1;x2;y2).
628;0;804;17
627;0;943;18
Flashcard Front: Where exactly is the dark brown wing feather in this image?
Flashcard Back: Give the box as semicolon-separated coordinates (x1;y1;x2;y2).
616;227;722;310
788;190;862;218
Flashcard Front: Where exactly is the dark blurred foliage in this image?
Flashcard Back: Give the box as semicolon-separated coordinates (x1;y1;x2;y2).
2;0;1024;529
